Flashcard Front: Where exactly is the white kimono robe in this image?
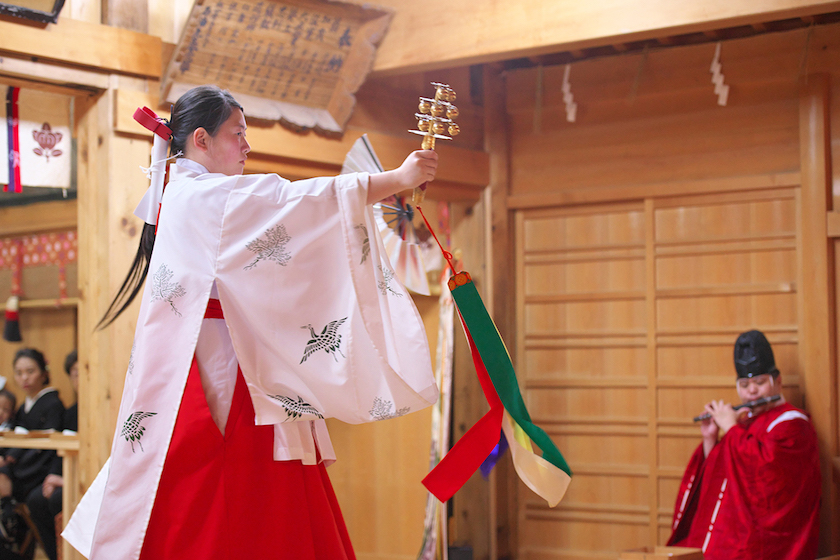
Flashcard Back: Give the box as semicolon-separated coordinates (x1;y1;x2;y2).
64;161;438;559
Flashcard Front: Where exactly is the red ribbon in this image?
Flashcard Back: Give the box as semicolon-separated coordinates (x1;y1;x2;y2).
421;312;504;502
416;206;457;275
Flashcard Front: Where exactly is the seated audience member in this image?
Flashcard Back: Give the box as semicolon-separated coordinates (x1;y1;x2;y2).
0;348;64;545
0;392;15;432
26;350;77;560
667;330;821;559
0;391;16;473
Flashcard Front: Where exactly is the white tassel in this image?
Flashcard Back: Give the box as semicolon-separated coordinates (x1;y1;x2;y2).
710;42;730;106
562;64;577;123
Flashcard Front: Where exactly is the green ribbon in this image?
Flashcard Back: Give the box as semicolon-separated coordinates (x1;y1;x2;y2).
451;279;572;477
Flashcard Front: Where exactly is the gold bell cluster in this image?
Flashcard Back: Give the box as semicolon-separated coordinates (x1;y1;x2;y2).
409;82;461;204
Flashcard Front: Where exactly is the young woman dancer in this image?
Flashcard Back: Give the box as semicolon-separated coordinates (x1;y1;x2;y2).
65;85;439;560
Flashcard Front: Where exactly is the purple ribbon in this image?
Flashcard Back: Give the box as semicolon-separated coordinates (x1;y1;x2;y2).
479;431;509;478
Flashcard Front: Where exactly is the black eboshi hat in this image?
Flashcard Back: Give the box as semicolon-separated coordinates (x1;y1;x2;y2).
733;330;780;379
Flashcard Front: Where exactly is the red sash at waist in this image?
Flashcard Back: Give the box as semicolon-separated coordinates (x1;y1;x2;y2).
204;299;224;319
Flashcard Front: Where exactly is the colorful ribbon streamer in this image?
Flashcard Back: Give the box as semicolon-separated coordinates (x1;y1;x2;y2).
421;270;572;507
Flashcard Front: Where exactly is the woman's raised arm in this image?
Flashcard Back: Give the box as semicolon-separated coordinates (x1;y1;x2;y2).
366;150;438;204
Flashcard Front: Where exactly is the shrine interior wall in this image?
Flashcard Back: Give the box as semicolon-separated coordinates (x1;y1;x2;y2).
503;23;840;559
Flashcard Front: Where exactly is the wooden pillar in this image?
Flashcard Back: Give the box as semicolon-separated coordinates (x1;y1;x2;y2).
484;62;514;560
798;73;838;555
76;90;117;490
76;84;155;492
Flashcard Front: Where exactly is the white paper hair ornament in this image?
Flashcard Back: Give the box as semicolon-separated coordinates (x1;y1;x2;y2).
132;107;173;226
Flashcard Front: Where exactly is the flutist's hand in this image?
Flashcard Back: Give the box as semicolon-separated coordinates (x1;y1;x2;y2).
700;416;718;458
703;399;745;436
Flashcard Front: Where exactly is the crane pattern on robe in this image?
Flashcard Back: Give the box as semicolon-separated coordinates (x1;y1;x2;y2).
377;266;403;297
355;223;370;264
121;411;157;453
300;317;347;363
269;394;325;421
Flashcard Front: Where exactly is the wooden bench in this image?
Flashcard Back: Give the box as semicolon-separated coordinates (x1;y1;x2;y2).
0;432;80;560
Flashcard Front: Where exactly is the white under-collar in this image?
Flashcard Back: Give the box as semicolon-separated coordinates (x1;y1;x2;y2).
24;386;57;414
174;158;209;175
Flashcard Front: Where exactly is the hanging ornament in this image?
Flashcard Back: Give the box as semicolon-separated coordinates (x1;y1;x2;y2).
562;64;578;123
3;295;21;342
710;42;730;106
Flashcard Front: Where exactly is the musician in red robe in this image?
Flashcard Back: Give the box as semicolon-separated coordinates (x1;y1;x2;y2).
667;330;821;559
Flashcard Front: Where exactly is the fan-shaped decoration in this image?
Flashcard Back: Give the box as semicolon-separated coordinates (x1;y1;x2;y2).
341;135;442;295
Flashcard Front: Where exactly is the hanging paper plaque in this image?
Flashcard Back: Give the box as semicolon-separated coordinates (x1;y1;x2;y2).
0;87;72;191
162;0;393;135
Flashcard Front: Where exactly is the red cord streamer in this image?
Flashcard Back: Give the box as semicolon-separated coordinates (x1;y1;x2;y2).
416;205;457;275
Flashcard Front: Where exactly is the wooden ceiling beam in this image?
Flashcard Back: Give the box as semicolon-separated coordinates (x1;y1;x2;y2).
0;16;161;78
370;0;840;75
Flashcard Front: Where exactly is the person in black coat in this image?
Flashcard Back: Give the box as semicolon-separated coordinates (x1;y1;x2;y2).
25;350;77;560
0;349;64;546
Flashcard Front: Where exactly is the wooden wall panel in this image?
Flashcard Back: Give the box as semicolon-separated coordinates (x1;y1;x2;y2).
524;347;647;381
516;188;805;558
505;26;840;204
528;388;648;422
833;74;840;212
525;301;646;336
510;23;840;558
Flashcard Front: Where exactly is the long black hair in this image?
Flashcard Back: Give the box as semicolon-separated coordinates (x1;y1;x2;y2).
97;86;244;329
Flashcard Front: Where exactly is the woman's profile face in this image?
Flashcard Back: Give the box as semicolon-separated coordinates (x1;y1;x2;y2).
202;109;250;176
13;356;47;398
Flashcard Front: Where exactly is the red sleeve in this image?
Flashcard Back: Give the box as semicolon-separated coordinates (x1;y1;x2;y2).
667;444;705;545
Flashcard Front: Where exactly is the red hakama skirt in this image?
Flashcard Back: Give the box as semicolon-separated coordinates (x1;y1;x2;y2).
139;305;355;560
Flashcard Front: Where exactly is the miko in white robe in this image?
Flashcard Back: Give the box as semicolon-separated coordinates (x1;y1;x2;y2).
64;159;439;559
